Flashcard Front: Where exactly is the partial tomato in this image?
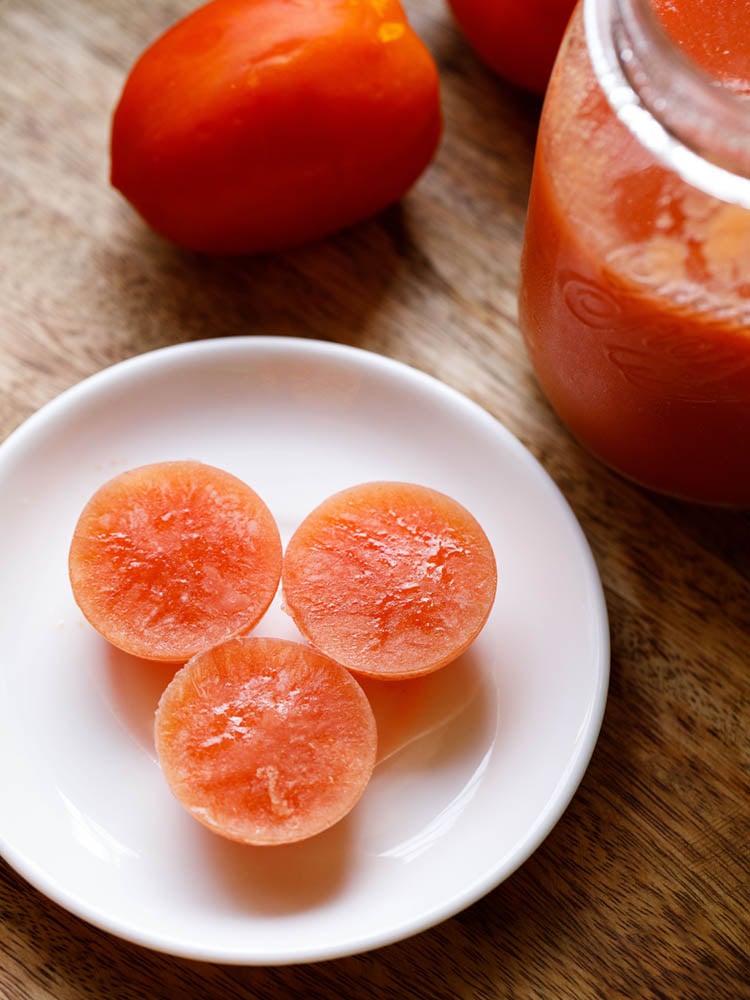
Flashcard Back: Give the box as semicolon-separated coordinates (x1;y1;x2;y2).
110;0;442;253
447;0;577;94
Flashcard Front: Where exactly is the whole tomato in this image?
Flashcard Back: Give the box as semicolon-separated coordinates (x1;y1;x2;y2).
111;0;442;254
447;0;577;94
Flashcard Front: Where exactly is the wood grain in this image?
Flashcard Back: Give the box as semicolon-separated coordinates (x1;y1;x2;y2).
1;1;748;998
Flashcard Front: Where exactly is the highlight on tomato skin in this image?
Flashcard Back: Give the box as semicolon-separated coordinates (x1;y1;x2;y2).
110;0;443;254
154;636;378;846
68;461;282;663
447;0;577;94
281;481;498;680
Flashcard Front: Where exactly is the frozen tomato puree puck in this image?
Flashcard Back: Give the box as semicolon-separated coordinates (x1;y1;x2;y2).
282;481;497;679
155;637;377;845
68;460;282;662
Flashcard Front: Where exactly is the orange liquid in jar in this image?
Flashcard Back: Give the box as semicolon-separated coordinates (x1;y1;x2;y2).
518;1;750;505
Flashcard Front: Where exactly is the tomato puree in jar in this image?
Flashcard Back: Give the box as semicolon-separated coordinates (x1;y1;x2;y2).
518;0;750;505
654;0;750;95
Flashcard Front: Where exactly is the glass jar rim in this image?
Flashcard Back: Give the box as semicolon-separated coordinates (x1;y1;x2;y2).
584;0;750;208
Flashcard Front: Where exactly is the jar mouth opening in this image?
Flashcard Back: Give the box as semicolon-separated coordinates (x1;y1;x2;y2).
584;0;750;208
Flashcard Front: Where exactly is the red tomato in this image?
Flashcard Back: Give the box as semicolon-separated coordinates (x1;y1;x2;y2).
447;0;577;94
111;0;442;254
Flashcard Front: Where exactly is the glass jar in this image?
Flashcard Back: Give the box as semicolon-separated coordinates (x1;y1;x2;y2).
518;0;750;506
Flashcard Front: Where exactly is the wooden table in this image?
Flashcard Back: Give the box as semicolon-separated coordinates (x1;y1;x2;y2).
1;2;748;997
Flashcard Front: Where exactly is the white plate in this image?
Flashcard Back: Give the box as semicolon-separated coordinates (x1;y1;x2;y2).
0;337;609;965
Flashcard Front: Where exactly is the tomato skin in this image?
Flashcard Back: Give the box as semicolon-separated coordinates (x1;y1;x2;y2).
447;0;576;94
111;0;442;253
